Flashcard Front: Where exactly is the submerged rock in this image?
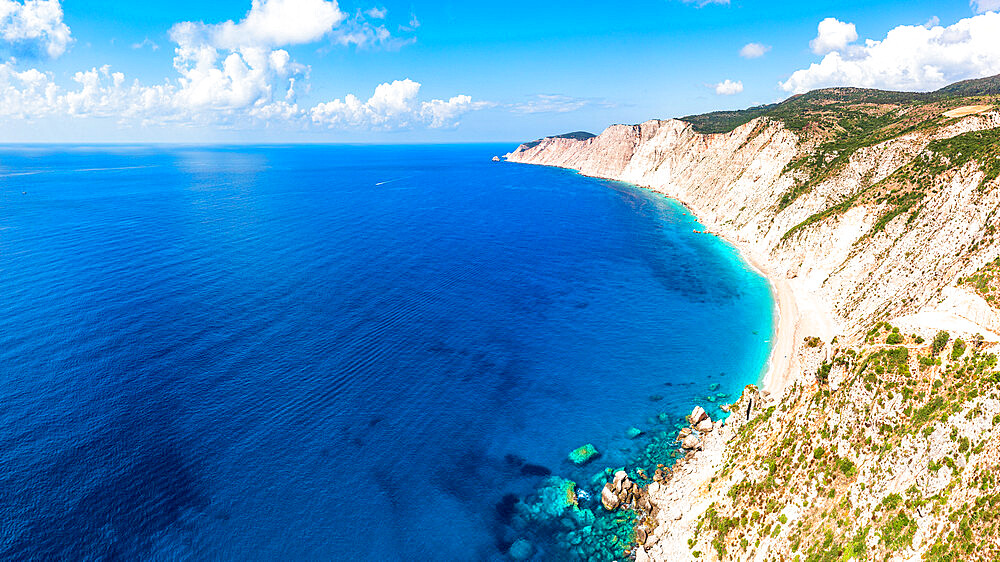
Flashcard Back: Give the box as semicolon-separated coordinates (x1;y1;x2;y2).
568;443;600;465
509;538;533;560
520;463;552;477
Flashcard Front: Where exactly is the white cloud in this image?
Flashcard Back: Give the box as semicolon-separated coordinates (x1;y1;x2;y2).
781;12;1000;93
169;0;346;51
509;94;613;114
971;0;1000;14
310;79;486;129
739;42;771;58
0;0;72;58
332;13;408;49
0;1;482;132
809;17;858;55
0;58;484;130
131;37;159;51
714;79;743;95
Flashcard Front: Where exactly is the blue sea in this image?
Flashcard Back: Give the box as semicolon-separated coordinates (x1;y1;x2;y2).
0;145;773;560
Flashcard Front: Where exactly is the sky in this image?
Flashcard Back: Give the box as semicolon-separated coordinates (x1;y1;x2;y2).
0;0;999;142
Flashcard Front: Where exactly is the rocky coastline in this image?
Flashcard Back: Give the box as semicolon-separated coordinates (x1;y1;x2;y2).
506;81;1000;560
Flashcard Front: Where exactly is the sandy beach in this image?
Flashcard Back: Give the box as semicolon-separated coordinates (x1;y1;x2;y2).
738;252;800;396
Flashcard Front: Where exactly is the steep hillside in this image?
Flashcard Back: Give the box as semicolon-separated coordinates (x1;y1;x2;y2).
505;74;1000;561
506;77;1000;343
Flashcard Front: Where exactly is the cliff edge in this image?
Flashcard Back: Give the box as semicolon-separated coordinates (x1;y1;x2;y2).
507;77;1000;561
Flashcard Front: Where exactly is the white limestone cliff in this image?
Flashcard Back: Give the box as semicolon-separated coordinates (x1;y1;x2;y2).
506;115;1000;343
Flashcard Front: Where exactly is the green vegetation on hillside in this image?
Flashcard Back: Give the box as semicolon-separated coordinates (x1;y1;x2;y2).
681;75;1000;212
688;332;1000;561
782;127;1000;241
521;131;596;150
960;256;1000;305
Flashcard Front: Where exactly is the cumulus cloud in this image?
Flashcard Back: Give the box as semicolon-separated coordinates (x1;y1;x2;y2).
809;17;858;55
971;0;1000;14
739;42;771;59
310;79;486;129
781;12;1000;94
714;79;743;95
0;0;482;131
169;0;345;51
0;0;72;58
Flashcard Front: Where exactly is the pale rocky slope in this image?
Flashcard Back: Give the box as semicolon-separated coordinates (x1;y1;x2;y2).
506;114;1000;344
506;93;1000;560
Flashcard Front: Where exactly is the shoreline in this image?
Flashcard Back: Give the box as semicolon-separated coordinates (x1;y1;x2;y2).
721;239;798;397
529;165;806;398
604;174;804;398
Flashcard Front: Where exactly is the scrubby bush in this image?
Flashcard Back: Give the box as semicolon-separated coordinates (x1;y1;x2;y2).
951;338;966;360
931;331;951;355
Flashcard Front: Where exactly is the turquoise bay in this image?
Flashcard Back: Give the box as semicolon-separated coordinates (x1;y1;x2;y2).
0;144;772;559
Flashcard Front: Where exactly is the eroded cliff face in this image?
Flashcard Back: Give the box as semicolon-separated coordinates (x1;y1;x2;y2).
507;110;1000;561
506;114;1000;342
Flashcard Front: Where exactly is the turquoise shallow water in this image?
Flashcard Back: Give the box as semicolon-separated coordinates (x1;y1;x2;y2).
0;144;773;560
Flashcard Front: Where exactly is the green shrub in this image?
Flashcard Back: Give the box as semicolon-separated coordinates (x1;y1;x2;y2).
951;338;966;360
932;331;951;355
817;361;832;384
880;511;917;548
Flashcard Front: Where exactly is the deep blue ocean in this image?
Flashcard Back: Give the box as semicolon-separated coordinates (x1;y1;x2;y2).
0;144;772;560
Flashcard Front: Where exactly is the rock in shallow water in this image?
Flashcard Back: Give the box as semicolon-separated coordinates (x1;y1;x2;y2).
568;443;600;465
681;434;700;449
601;483;620;511
613;470;629;492
689;406;708;424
